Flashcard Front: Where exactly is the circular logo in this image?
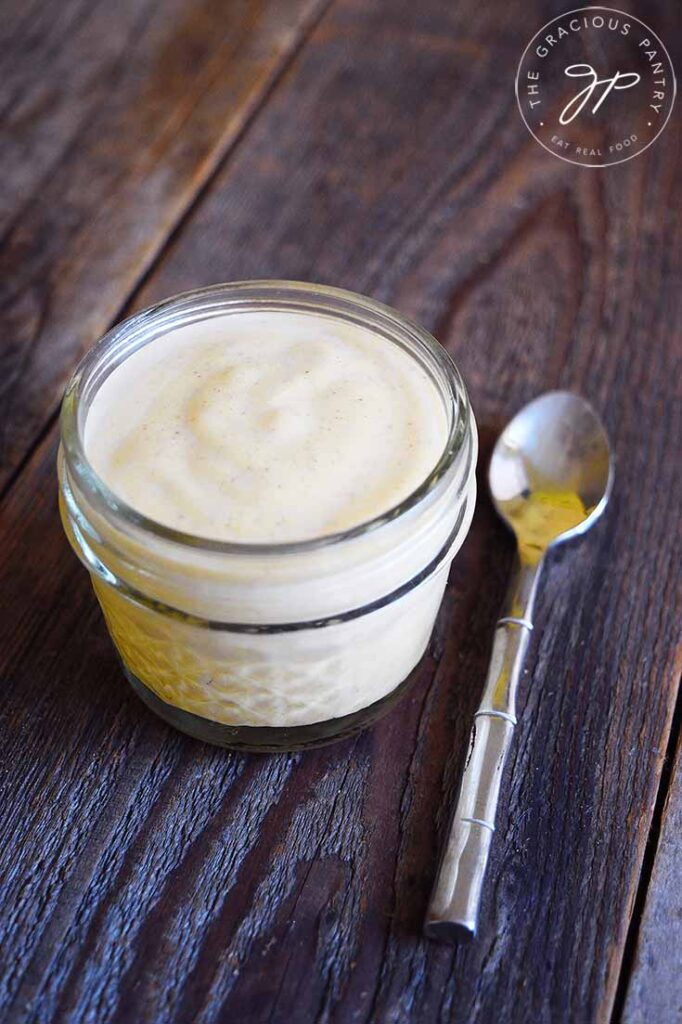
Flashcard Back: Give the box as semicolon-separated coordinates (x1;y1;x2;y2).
515;7;676;167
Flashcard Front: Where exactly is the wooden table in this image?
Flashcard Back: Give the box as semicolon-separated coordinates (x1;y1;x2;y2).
1;2;680;1021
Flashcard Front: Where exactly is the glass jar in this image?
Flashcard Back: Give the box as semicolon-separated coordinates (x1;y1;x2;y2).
58;282;477;751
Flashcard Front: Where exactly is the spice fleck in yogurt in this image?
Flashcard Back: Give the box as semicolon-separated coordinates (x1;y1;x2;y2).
59;283;477;750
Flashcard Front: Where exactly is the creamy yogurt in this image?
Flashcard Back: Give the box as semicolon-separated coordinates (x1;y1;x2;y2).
85;312;448;543
60;285;476;742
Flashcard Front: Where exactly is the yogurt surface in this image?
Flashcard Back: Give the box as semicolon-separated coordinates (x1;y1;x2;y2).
85;311;448;543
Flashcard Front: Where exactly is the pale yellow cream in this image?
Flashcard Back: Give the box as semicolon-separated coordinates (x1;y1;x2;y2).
85;311;448;543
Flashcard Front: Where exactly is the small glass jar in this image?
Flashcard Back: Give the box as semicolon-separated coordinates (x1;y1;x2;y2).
58;282;477;751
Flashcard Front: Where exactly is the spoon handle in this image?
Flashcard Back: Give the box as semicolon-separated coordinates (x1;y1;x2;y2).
425;558;540;943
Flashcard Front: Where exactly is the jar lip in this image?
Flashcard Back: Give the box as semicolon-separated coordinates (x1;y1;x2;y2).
60;280;472;557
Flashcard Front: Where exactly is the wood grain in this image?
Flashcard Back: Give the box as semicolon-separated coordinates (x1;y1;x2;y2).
0;0;326;492
622;731;682;1024
0;0;680;1022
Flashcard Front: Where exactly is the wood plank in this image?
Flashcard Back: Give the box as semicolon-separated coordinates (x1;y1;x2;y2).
1;0;680;1022
0;0;327;491
622;730;682;1024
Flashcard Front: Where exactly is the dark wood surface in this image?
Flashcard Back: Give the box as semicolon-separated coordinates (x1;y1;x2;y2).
0;0;325;493
0;1;680;1022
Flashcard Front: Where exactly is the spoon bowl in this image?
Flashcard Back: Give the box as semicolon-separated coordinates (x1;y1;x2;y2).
489;391;613;563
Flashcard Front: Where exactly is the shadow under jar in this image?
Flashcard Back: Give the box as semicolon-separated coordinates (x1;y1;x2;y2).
58;282;477;751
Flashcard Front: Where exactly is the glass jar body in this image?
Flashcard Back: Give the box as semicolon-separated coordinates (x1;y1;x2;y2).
92;561;452;749
58;282;477;750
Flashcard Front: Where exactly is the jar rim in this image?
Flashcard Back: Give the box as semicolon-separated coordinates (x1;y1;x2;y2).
60;280;472;557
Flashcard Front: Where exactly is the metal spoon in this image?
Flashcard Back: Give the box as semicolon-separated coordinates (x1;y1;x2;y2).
425;391;613;944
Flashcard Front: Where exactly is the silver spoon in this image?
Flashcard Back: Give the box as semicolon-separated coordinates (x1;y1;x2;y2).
425;391;613;943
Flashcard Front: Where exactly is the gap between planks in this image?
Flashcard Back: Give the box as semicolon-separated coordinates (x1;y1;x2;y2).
610;671;682;1023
